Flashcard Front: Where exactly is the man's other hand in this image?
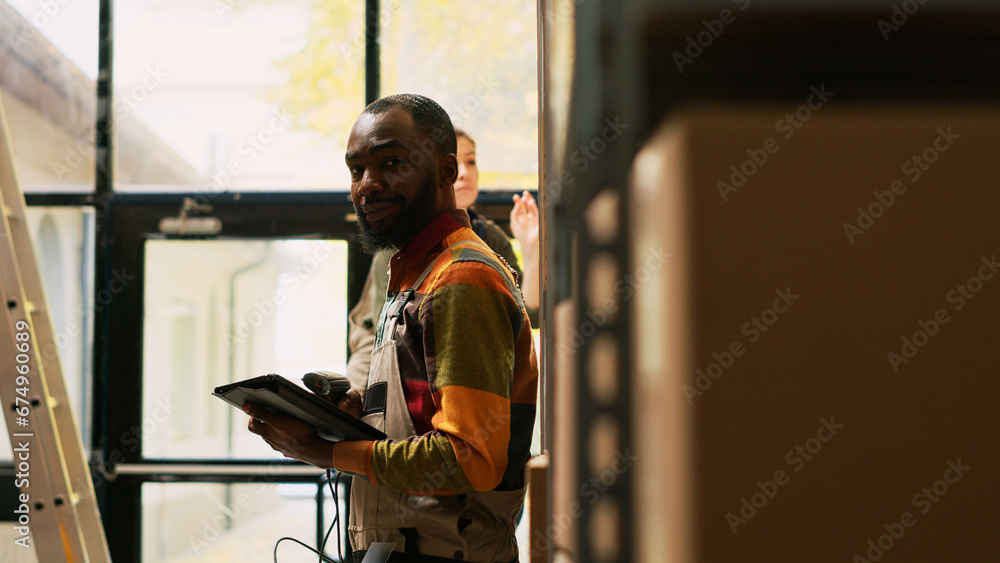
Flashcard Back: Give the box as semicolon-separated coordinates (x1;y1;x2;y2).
242;403;334;468
335;389;363;419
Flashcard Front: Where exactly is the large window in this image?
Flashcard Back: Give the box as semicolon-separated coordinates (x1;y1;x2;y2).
2;0;98;193
3;1;540;560
380;0;539;190
5;0;539;194
113;0;366;191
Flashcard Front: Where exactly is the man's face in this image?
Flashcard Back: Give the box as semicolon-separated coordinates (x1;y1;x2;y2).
345;108;450;253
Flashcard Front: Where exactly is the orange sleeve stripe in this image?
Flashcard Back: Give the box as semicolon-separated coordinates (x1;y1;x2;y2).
333;440;377;483
430;387;510;491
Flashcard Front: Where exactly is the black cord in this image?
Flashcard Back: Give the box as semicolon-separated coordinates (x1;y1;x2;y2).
317;469;340;562
272;469;343;563
333;471;343;561
273;536;338;563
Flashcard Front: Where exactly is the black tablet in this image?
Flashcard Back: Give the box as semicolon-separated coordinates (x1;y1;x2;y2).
214;373;386;442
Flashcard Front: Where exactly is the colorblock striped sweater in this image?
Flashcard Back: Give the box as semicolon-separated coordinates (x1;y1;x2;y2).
346;209;538;494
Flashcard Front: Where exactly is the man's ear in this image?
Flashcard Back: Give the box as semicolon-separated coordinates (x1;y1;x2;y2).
439;152;458;190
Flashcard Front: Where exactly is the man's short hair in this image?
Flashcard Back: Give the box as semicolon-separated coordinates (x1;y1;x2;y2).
364;94;457;156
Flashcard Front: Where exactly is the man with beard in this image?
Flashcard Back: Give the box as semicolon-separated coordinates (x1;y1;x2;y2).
345;127;539;399
242;94;538;562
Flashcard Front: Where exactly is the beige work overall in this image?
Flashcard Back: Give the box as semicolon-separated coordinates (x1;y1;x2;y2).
349;240;525;562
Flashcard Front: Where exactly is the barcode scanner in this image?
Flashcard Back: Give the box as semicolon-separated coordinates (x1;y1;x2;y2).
301;371;352;402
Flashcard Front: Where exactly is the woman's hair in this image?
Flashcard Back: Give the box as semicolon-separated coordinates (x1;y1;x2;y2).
454;127;476;148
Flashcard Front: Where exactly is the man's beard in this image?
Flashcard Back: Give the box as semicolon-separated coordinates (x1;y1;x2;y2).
355;175;438;254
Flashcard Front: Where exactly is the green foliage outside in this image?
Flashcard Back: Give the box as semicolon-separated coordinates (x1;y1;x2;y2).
267;0;539;190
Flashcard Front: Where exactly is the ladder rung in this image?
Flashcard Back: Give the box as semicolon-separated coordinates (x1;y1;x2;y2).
2;207;20;222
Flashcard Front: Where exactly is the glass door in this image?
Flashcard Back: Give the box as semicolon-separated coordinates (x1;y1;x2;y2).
97;192;368;563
